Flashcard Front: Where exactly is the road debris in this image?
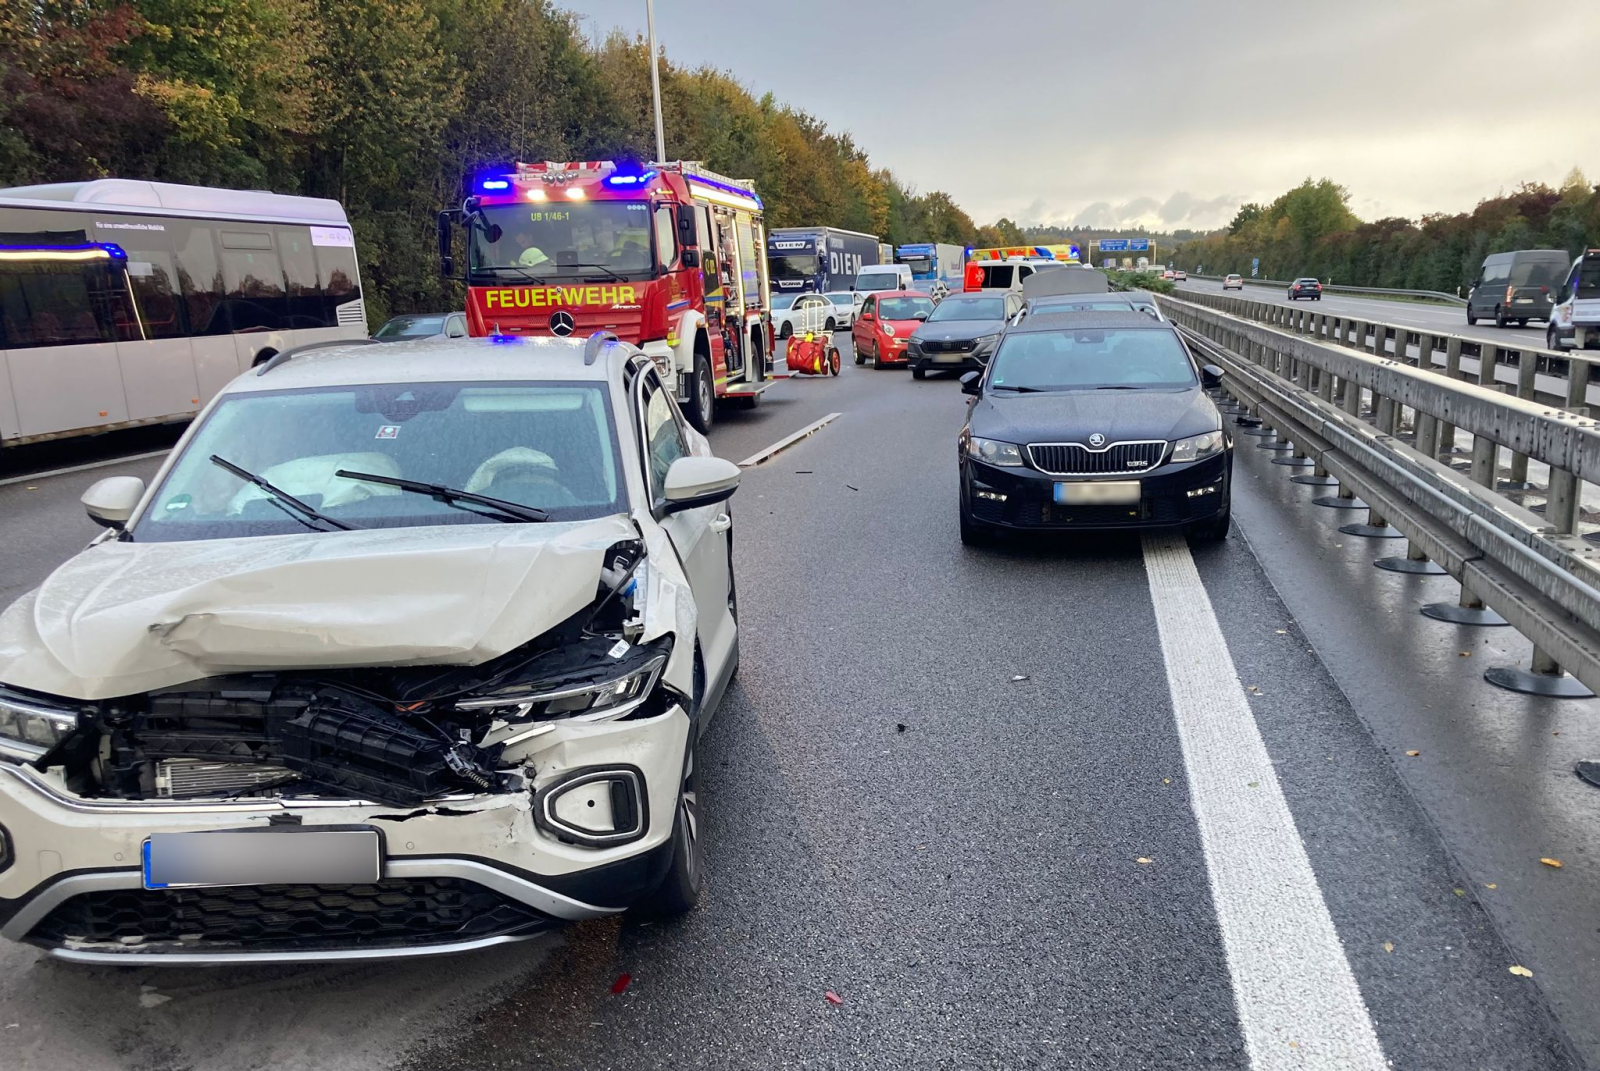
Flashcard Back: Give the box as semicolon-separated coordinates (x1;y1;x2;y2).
824;990;844;1006
610;973;632;995
1540;857;1563;869
1509;965;1534;978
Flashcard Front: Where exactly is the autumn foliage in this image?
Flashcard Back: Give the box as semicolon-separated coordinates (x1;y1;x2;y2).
0;0;991;321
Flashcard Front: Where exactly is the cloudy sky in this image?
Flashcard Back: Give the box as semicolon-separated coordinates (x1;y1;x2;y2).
573;1;1600;232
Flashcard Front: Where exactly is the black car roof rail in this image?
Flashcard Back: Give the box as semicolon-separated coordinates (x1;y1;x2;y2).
584;330;620;365
255;338;382;376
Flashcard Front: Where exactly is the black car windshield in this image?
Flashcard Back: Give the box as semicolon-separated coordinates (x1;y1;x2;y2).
988;328;1196;392
374;315;447;339
133;381;625;542
928;297;1004;321
471;202;654;277
877;296;935;319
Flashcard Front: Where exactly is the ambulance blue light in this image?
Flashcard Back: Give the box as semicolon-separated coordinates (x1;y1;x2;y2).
604;167;657;189
480;178;510;191
489;334;523;344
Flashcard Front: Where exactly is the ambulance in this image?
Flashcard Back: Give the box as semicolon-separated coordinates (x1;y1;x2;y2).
439;160;772;431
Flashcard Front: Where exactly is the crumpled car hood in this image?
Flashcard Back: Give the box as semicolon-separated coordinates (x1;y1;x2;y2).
0;517;639;701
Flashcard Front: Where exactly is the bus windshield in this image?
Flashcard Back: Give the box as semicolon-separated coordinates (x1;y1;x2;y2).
471;202;655;278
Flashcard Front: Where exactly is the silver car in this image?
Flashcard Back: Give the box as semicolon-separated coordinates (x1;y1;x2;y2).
0;332;741;963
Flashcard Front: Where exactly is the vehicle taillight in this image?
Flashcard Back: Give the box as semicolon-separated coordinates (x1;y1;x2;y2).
1506;285;1515;304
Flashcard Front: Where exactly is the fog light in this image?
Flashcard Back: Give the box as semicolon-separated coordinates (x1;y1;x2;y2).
1186;484;1220;498
535;766;647;847
975;489;1008;502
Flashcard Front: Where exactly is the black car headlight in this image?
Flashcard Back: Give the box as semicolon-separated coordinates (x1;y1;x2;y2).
0;690;79;762
974;333;1001;354
966;436;1024;467
1170;430;1225;463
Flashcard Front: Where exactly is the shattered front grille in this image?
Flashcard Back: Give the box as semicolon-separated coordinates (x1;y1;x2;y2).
29;878;551;951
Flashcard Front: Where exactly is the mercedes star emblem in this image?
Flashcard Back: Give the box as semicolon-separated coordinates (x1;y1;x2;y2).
550;310;576;336
1088;433;1107;448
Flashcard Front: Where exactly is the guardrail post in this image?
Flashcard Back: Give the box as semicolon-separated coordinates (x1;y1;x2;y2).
1417;333;1437;372
1421;430;1510;624
1469;432;1497;487
1478;343;1500;388
1435;336;1464;457
1566;357;1591;414
1375;393;1397;435
1505;347;1540;488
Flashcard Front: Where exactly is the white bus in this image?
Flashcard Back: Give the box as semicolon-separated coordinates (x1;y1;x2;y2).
0;179;367;447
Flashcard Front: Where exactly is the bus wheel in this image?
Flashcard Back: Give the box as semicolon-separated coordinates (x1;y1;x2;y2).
688;350;715;433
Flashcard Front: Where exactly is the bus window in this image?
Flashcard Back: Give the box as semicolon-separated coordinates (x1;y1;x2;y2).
172;221;227;335
313;233;362;327
122;248;185;340
0;252;129;348
277;225;324;329
220;230;285;332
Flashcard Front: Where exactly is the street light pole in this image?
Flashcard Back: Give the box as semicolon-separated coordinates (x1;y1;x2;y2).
645;0;666;163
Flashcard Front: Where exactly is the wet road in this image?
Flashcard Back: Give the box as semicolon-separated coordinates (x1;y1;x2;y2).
2;337;1598;1070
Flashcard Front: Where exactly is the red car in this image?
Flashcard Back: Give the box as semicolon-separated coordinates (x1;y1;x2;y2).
852;291;936;368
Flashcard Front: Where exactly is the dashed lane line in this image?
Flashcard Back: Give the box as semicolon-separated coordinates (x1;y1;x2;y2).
1141;533;1387;1070
0;449;170;487
735;413;840;468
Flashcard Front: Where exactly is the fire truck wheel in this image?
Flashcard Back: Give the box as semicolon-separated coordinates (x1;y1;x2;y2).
688;351;715;433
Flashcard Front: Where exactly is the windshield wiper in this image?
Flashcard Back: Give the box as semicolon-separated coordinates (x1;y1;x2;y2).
334;470;549;523
1093;385;1144;390
557;260;628;284
210;455;359;532
991;384;1047;393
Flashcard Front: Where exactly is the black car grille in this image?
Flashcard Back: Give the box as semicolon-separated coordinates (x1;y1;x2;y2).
921;338;975;353
29;878;551;951
1028;441;1166;475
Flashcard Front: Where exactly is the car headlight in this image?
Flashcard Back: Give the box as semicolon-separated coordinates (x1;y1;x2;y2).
1170;430;1224;463
455;643;670;741
0;691;79;760
967;436;1024;467
883;323;896;337
974;332;1001;352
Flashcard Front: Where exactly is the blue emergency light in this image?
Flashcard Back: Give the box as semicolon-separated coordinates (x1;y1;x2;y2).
603;164;658;189
479;178;511;192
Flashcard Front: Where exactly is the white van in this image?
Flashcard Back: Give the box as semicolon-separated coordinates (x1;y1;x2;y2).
853;262;914;294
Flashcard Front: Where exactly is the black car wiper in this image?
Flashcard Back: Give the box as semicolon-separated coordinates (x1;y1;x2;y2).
210;455;360;532
1093;385;1143;390
334;470;549;523
991;384;1047;393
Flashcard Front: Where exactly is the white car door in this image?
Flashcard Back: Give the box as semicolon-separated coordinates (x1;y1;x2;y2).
636;370;735;679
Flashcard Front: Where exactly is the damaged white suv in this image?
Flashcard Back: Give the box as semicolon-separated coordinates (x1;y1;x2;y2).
0;331;741;963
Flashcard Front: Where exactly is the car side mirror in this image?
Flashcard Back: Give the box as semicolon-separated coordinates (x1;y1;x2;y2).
676;204;696;246
1201;364;1225;389
960;372;982;396
82;476;145;529
662;456;741;514
681;248;700;269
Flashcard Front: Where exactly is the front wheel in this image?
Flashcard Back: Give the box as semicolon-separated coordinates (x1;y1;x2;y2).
853;342;865;366
636;733;703;916
1189;503;1231;543
871;341;884;370
959;507;994;547
911;365;926;380
687;351;715;433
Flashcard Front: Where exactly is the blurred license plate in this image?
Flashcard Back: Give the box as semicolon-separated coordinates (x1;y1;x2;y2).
143;830;380;889
933;354;964;364
1516;298;1534;304
1054;481;1140;505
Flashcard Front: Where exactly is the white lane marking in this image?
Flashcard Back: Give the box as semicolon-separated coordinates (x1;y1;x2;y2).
1141;534;1387;1070
735;413;840;468
0;449;169;487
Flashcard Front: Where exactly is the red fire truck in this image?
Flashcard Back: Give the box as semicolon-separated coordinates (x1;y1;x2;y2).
438;160;772;431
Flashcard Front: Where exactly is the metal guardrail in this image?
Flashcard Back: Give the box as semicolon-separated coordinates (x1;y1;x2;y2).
1186;274;1467;306
1158;291;1600;697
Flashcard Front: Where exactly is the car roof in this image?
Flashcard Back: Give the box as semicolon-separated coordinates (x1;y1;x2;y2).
940;291;1007;302
867;289;933;299
1029;294;1144;306
225;336;633;394
1007;311;1178;335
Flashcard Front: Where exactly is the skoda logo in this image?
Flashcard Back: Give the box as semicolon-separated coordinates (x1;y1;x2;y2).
1088;433;1107;448
549;310;576;336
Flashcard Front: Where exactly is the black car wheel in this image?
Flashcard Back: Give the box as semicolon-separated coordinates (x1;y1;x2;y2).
1466;306;1478;326
960;506;994;547
911;364;926;380
872;341;883;369
779;322;792;340
853;341;865;366
825;317;836;332
1495;307;1509;329
1189;501;1231;543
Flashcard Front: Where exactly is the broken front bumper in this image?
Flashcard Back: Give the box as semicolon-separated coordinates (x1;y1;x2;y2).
0;705;689;964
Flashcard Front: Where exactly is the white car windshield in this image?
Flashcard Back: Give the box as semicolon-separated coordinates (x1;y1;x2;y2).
133;381;625;542
989;328;1196;392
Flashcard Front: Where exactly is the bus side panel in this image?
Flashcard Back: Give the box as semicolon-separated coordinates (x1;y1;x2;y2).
117;337;200;422
10;342;130;438
0;349;19;443
193;336;242;400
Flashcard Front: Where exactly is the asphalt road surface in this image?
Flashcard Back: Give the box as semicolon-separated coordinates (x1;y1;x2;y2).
1176;277;1549;349
2;335;1598;1071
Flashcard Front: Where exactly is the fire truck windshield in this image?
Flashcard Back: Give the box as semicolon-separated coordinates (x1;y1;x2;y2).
470;201;655;279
